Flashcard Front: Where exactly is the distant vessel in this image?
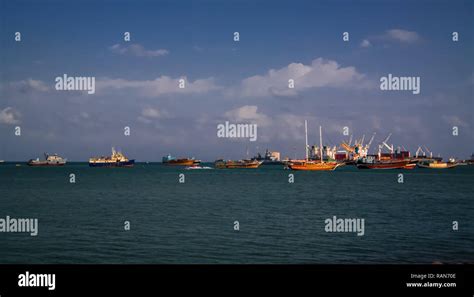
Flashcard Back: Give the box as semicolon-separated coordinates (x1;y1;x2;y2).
288;122;341;171
411;146;443;163
417;159;459;169
27;153;66;166
463;153;474;165
252;149;284;165
355;134;416;169
214;159;263;169
162;154;199;166
185;165;213;170
89;148;134;167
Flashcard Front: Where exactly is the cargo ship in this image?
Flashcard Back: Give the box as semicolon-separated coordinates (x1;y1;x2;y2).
339;133;376;165
89;148;134;167
288;122;341;171
214;159;263;169
27;153;66;166
162;154;199;166
355;133;417;169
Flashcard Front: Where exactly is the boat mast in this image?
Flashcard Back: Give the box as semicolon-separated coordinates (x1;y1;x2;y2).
305;120;308;161
319;126;323;162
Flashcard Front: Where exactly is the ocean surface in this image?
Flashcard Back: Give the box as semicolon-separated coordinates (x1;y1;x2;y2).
0;163;473;264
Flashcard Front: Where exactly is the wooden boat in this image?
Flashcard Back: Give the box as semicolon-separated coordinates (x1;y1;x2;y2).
403;163;417;170
417;160;458;169
288;122;340;171
214;159;262;169
288;160;341;171
162;154;199;166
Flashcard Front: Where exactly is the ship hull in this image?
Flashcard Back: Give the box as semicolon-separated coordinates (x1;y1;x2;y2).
356;160;411;170
224;164;261;169
163;159;196;166
89;160;135;167
27;162;66;167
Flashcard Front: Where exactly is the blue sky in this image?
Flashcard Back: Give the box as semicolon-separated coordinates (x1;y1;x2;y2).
1;0;473;161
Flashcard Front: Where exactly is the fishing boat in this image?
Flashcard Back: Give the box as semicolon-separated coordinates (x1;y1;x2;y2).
162;154;199;166
89;147;134;167
214;159;263;169
288;121;341;171
417;159;459;169
27;153;66;166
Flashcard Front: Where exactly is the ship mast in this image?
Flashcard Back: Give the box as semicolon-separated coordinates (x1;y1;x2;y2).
304;120;309;161
319;126;323;162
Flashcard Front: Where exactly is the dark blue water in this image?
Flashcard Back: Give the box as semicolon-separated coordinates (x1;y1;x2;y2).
0;163;473;263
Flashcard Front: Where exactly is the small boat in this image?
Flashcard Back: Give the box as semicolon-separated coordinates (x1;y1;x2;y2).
185;165;213;170
162;154;199;166
27;153;66;166
214;159;263;169
417;159;458;169
89;147;134;167
288;122;341;171
403;163;417;170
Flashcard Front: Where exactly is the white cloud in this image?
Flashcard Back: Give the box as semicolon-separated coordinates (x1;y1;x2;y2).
385;29;420;43
109;44;169;57
143;107;170;119
235;58;368;98
223;105;271;126
442;115;468;127
360;39;372;48
138;107;172;124
0;107;21;124
6;79;49;93
97;76;220;97
361;29;421;47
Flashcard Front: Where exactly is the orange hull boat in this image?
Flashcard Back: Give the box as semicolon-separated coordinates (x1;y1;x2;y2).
288;161;341;171
164;159;196;166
